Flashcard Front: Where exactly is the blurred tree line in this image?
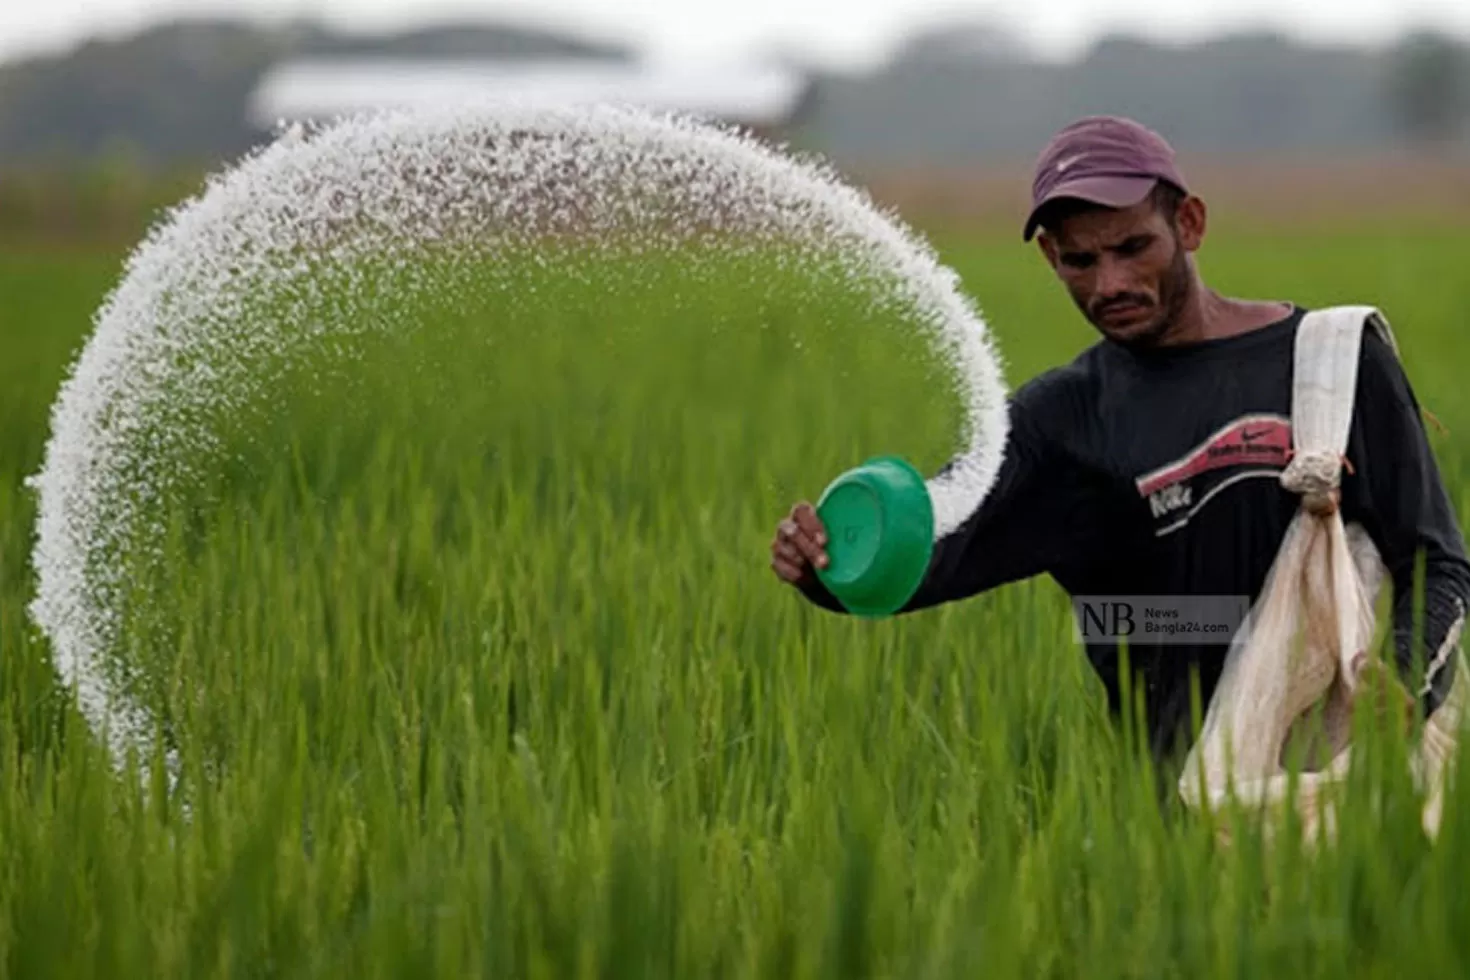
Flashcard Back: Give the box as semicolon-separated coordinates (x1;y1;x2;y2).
1388;30;1469;148
0;19;631;169
0;17;1465;241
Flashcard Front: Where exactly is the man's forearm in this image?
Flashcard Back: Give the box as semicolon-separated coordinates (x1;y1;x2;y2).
1392;564;1470;716
1347;325;1470;718
795;574;847;613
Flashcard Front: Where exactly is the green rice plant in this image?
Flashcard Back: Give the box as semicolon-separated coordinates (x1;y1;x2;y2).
1;226;1469;978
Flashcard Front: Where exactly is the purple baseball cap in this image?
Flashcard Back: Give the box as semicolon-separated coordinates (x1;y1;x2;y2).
1022;115;1189;241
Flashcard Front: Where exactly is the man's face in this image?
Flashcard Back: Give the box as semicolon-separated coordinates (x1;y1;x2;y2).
1037;194;1203;348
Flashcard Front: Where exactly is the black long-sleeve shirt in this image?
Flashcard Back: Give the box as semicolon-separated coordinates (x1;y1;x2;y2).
799;304;1470;757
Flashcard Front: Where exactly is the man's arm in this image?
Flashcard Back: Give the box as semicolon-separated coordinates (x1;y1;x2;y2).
1346;327;1470;716
786;382;1087;615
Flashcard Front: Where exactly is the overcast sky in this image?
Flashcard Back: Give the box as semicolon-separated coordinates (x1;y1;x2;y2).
2;0;1468;68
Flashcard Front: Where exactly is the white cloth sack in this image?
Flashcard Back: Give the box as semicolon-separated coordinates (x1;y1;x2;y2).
1176;305;1467;842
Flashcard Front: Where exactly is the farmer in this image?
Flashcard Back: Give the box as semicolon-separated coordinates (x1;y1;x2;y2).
771;114;1470;761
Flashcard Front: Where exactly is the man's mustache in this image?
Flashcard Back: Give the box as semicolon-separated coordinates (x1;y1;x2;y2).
1092;295;1154;316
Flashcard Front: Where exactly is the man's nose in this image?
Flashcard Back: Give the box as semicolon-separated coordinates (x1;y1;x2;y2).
1095;256;1132;298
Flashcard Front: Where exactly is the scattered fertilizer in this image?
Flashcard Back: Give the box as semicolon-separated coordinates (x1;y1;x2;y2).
27;102;1008;776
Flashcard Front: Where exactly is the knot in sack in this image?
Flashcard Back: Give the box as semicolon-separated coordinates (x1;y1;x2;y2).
1280;448;1348;516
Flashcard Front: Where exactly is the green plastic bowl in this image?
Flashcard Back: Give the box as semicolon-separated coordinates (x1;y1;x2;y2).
814;455;935;618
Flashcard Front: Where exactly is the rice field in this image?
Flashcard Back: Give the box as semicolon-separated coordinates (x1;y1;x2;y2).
4;218;1470;977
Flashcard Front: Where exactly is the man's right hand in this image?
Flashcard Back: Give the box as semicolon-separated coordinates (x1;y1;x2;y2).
771;502;830;587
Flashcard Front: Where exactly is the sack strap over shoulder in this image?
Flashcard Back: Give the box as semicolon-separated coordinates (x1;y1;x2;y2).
1280;305;1397;515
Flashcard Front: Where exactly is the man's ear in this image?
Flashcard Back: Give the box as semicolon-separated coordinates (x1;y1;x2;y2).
1175;195;1206;252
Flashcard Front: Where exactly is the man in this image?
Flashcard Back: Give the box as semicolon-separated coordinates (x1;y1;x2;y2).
771;114;1470;761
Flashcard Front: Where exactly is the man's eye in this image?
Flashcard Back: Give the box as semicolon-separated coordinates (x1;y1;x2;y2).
1117;237;1150;255
1061;253;1094;269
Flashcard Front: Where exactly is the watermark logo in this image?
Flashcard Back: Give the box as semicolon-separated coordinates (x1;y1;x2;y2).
1070;594;1250;645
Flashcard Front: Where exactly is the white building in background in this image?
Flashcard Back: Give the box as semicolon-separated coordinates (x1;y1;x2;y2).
246;58;813;140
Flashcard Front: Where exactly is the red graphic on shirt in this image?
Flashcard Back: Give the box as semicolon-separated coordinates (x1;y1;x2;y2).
1135;414;1292;498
